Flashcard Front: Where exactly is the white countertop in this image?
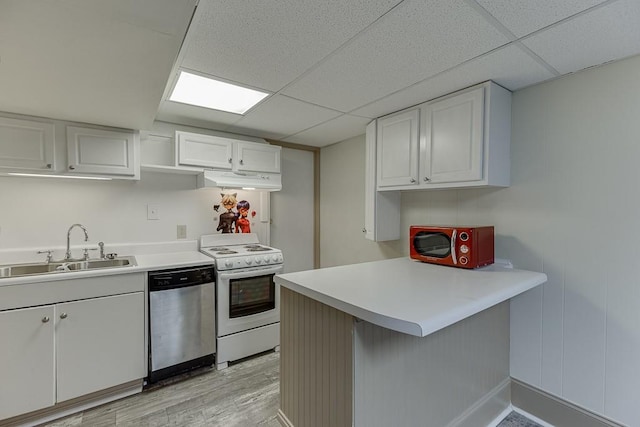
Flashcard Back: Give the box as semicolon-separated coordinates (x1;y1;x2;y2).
0;242;214;287
275;257;547;337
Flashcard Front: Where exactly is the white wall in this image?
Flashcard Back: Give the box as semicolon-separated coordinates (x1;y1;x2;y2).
0;171;252;257
271;147;315;273
319;54;640;426
320;135;403;267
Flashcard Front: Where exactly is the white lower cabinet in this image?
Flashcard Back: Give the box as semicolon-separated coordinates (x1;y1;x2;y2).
0;305;56;420
56;292;145;402
0;287;144;421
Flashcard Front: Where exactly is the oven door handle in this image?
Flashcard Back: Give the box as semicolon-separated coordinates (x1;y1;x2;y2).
217;265;284;280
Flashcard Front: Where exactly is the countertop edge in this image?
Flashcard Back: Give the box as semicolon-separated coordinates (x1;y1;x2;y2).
276;267;548;338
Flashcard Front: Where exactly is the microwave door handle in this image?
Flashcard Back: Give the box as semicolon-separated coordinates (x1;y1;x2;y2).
451;230;457;265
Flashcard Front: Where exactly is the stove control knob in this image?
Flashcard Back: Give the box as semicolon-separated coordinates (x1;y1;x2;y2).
245;257;253;265
224;260;233;268
263;255;270;263
272;255;279;263
255;257;262;264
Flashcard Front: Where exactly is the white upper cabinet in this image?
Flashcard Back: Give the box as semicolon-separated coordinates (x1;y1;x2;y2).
0;116;56;171
176;130;281;173
376;108;420;188
67;126;139;178
235;141;281;173
365;121;400;242
421;86;484;184
177;131;234;170
376;81;511;191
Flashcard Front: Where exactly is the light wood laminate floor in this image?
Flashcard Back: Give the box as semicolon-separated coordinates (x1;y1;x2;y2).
43;352;280;427
42;350;540;427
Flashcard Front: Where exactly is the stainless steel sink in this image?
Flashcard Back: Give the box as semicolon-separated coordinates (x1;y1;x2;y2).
0;256;137;279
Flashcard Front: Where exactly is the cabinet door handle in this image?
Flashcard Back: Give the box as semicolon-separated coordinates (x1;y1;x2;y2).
69;165;76;170
46;163;52;169
42;316;50;323
239;159;244;165
424;177;430;182
410;178;416;183
60;313;68;319
228;158;232;163
362;228;367;233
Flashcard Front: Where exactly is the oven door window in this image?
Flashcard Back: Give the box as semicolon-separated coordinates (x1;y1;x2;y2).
413;232;451;258
229;274;275;318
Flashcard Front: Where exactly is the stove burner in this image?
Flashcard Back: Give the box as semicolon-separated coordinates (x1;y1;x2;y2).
246;246;270;252
209;246;229;251
215;250;238;255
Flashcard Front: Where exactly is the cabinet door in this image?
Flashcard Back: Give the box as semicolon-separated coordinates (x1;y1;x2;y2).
177;131;233;170
55;292;145;402
376;109;419;188
67;126;137;176
0;116;56;171
364;121;400;241
421;87;484;184
0;306;55;419
235;141;281;173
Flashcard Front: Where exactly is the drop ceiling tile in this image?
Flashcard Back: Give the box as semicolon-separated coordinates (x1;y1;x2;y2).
180;0;401;92
0;0;195;130
476;0;607;37
225;95;341;139
352;43;556;119
155;101;243;130
71;0;198;37
282;0;509;113
522;0;640;75
283;115;372;147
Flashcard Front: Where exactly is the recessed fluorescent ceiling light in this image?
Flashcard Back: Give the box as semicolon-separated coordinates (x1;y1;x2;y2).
169;71;269;114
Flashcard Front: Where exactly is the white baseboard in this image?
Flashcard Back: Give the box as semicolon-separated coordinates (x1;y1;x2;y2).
511;379;625;427
447;378;511;427
486;405;515;427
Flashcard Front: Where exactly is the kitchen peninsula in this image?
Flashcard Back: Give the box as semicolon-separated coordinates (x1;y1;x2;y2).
275;258;547;427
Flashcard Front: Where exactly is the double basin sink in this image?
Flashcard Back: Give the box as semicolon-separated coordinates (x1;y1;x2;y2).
0;256;137;279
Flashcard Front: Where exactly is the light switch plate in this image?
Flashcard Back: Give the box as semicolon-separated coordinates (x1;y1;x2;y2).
147;204;159;220
177;224;187;239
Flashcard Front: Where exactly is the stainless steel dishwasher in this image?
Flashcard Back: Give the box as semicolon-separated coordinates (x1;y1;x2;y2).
148;265;215;383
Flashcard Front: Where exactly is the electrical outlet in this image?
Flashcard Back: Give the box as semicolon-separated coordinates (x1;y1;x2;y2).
177;225;187;239
147;204;159;220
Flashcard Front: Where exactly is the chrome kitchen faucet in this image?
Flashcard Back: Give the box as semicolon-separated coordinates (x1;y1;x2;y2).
65;223;89;260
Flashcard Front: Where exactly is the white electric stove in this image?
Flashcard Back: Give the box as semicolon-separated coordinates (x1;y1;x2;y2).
200;233;283;369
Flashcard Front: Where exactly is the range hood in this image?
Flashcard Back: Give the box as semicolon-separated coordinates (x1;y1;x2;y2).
197;170;282;191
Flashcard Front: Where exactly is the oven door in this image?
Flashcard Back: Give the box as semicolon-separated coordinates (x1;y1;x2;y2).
412;229;458;265
217;264;283;337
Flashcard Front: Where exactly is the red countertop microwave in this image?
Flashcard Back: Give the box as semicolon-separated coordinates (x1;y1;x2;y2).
409;226;494;269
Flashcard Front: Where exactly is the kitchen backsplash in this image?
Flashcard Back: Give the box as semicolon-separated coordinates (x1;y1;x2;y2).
0;171;217;251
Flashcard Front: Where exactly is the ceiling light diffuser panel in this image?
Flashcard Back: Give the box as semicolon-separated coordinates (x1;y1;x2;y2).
169;71;269;114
